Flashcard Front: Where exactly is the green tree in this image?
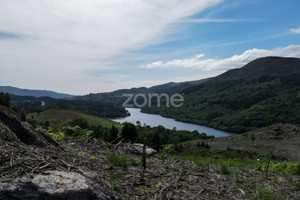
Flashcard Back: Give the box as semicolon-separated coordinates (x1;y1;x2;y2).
121;122;137;142
68;118;89;129
43;121;50;129
20;110;26;121
150;130;161;151
0;92;10;107
109;125;119;143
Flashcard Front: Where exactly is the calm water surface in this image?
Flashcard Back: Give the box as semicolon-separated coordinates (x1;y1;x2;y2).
112;108;234;137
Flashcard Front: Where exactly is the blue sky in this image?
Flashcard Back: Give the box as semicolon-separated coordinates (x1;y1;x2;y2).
0;0;300;95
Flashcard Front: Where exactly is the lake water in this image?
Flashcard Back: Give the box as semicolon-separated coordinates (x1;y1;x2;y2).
111;108;234;137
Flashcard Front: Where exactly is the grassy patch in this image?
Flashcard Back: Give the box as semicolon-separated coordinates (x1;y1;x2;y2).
163;153;260;169
253;185;286;200
256;161;300;175
107;154;140;168
219;163;231;175
294;182;300;190
109;172;124;190
27;108;122;130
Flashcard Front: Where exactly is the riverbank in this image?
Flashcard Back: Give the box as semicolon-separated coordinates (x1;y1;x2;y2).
112;108;234;137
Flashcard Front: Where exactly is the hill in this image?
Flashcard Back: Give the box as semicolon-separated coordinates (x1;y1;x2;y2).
27;108;122;130
0;86;73;99
176;124;300;162
71;78;209;104
9;94;128;118
142;56;300;133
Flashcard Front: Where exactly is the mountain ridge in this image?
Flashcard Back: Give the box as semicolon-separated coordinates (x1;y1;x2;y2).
0;86;73;99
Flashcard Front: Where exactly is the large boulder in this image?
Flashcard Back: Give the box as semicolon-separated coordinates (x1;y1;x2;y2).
0;171;115;200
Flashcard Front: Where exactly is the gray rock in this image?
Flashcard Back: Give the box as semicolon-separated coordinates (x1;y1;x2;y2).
0;170;116;200
130;143;157;156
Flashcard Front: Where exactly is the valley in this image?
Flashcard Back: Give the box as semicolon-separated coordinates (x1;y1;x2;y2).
1;56;300;199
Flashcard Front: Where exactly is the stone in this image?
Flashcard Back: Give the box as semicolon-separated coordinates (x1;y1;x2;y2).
130;143;157;156
0;170;116;200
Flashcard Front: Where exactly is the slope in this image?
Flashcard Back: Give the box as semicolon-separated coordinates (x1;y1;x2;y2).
27;108;122;130
142;56;300;133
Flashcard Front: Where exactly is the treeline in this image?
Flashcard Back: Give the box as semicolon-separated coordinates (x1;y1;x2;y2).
9;94;128;118
0;92;10;107
45;119;213;151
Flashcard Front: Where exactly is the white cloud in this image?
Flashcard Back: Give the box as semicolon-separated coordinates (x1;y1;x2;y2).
0;0;223;94
291;27;300;34
179;18;245;23
142;45;300;71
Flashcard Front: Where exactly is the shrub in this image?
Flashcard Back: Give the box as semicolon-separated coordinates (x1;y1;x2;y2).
219;163;231;175
107;154;140;168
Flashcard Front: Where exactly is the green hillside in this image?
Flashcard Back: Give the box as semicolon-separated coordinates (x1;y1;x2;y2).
27;108;122;130
142;57;300;133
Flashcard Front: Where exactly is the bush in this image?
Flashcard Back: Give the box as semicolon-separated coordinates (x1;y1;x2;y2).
256;161;300;175
121;122;137;142
107;154;140;168
219;163;231;175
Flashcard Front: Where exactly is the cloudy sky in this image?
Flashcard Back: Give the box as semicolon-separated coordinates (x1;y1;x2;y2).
0;0;300;95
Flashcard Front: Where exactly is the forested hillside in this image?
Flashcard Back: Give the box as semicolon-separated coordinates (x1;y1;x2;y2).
142;57;300;133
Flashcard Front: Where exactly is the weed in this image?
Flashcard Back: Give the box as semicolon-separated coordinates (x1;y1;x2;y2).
139;185;154;193
109;172;124;190
165;164;179;172
233;170;241;184
295;182;300;190
107;154;140;168
253;186;285;200
219;163;231;175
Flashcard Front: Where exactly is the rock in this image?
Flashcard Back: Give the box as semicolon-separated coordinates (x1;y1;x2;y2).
130;143;157;156
0;170;116;200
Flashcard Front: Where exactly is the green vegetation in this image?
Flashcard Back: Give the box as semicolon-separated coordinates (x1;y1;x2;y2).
256;161;300;175
219;163;231;175
136;125;214;151
10;94;128;118
28;109;214;148
107;154;140;168
109;172;124;190
253;185;286;200
142;57;300;133
28;109;123;141
162;143;300;178
27;109;122;130
295;182;300;190
121;122;138;142
0;92;10;107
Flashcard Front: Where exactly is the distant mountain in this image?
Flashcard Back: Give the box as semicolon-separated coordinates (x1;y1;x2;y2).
0;86;73;99
72;78;209;104
142;56;300;133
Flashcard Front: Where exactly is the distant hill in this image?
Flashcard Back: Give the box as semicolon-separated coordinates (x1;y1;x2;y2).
27;108;122;130
9;94;128;118
142;56;300;133
72;78;209;104
0;86;73;99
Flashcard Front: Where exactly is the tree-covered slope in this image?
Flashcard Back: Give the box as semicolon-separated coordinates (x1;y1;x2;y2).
142;57;300;133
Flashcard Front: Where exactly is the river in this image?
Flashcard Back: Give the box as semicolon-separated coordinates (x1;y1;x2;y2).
111;108;234;137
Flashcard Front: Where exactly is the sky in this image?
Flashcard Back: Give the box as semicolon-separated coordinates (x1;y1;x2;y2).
0;0;300;95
